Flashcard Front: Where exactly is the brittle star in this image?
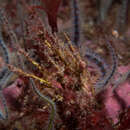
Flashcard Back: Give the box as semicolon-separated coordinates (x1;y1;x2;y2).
71;0;117;94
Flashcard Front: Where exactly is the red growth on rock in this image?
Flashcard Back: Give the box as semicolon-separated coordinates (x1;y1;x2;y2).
40;0;61;33
118;108;130;130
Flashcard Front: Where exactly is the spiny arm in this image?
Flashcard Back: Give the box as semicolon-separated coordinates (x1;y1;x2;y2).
94;41;117;94
30;79;56;130
112;70;130;91
71;0;81;46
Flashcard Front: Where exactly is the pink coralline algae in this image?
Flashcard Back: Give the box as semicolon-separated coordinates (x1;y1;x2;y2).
0;78;25;114
104;65;130;124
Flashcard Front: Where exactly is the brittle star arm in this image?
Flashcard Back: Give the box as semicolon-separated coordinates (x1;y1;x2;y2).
0;89;8;120
30;78;56;130
112;70;130;91
0;36;10;120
